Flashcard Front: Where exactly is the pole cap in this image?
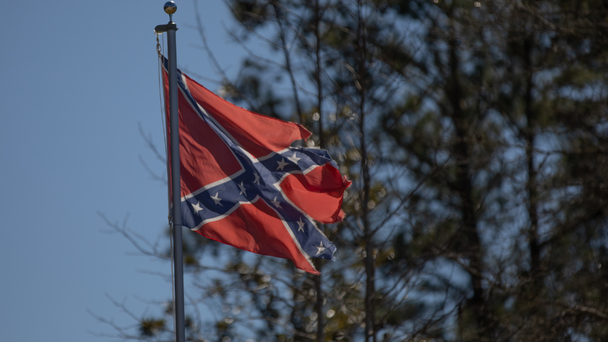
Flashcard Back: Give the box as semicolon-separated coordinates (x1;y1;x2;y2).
164;1;177;15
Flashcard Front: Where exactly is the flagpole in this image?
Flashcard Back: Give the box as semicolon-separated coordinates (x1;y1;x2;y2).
155;2;185;342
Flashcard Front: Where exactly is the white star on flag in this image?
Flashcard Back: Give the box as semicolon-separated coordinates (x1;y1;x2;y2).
253;172;260;185
210;192;223;206
287;152;301;164
271;196;281;208
297;217;305;232
276;158;288;171
192;202;204;214
238;181;247;196
315;241;326;255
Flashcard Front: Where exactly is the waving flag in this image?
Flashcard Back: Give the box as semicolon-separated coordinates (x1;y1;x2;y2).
162;59;350;274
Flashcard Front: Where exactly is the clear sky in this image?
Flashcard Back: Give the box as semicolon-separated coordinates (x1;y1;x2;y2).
0;1;245;340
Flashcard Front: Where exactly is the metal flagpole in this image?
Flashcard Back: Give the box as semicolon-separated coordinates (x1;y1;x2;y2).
155;2;185;342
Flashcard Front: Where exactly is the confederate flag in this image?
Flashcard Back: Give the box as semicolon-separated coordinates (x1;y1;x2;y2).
162;58;350;274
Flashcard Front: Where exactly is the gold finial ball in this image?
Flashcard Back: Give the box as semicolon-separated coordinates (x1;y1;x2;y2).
164;1;177;15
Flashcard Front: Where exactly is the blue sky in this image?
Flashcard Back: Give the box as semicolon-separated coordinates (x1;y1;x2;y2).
0;1;245;340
